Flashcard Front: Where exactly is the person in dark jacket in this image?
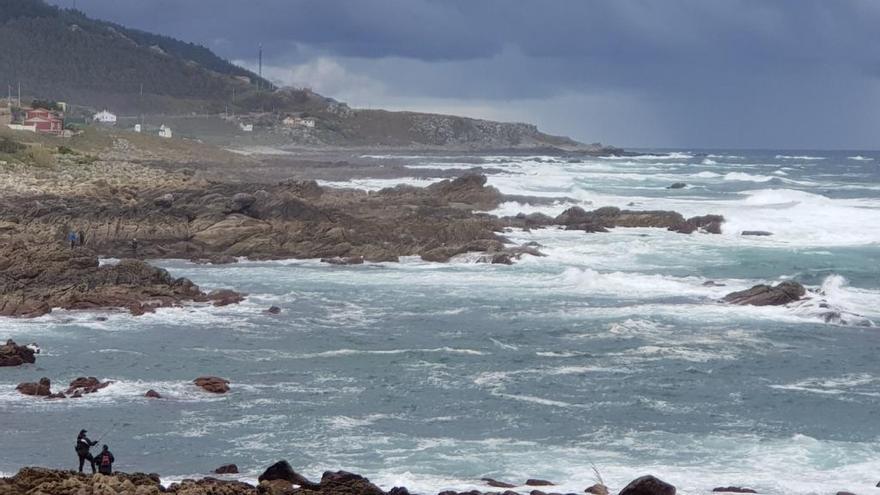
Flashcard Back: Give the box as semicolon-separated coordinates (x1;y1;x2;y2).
95;445;114;475
68;231;78;249
75;429;97;473
77;230;85;246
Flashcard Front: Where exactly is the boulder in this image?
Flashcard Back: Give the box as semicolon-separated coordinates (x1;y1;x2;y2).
585;484;609;495
667;182;687;189
214;464;239;475
723;281;806;306
16;377;52;396
258;460;319;488
319;471;385;495
208;289;245;307
145;389;161;399
483;478;517;489
231;192;256;211
194;376;230;394
66;376;112;395
618;475;675;495
526;480;555;487
712;489;757;494
0;339;37;366
267;306;282;314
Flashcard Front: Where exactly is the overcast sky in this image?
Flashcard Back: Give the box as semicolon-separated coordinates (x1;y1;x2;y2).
48;0;880;149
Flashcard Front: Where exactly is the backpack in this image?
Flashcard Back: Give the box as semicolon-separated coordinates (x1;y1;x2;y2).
100;453;111;466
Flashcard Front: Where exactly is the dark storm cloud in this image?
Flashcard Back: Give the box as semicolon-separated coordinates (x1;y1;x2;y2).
45;0;880;148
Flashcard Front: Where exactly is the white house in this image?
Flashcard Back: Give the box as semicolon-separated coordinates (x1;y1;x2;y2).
93;110;117;124
283;116;316;128
239;123;253;132
133;124;142;133
158;125;172;138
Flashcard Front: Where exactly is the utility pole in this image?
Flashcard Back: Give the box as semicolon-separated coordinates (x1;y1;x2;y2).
17;81;21;107
258;43;263;91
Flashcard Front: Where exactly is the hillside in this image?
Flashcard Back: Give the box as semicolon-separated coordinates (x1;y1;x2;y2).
0;0;610;152
0;0;271;113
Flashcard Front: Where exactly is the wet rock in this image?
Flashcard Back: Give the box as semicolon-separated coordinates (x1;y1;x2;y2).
145;389;162;399
741;231;773;236
836;492;856;495
208;289;245;307
702;280;726;287
194;376;230;394
214;464;239;475
618;475;676;495
723;281;806;306
267;306;282;314
667;182;687;189
16;377;52;396
258;460;318;488
388;487;411;495
526;480;556;487
0;339;37;366
490;253;514;265
231;192;256;211
584;484;609;495
321;256;365;265
318;470;385;495
712;489;757;494
96;316;108;321
66;376;112;395
483;478;518;489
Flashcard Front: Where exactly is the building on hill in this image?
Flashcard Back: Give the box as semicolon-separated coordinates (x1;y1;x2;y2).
158;125;172;138
24;108;64;135
283;116;316;128
93;110;117;124
239;123;253;132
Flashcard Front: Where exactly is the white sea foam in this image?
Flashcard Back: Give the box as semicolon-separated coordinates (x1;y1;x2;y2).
775;154;826;160
701;158;717;165
847;155;874;161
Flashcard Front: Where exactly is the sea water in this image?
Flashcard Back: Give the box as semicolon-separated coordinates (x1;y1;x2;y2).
2;151;880;494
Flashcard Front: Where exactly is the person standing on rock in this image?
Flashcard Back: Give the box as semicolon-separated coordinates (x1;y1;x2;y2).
68;231;78;249
75;429;97;473
78;230;85;247
96;444;115;475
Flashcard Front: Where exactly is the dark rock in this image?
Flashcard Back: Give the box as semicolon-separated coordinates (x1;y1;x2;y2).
741;231;773;236
702;280;726;287
712;489;757;494
526;480;556;487
258;460;319;488
618;475;676;495
16;377;52;396
388;487;411;495
531;491;548;495
490;253;514;265
145;389;161;399
667;182;687;189
214;464;239;474
0;339;37;367
154;193;174;207
267;306;281;314
319;471;385;495
95;316;108;321
483;478;518;489
66;376;112;395
194;376;230;394
836;492;856;495
723;281;806;306
584;484;609;495
208;289;245;307
231;192;256;211
320;256;365;265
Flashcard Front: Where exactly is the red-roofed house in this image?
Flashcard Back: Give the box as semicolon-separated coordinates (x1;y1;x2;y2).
24;109;63;135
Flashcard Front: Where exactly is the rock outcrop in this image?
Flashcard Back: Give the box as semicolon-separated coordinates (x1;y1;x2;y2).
0;340;37;366
540;206;724;235
618;476;676;495
66;377;113;396
712;488;757;494
194;376;230;394
16;377;52;396
0;245;240;318
723;281;806;306
214;464;240;474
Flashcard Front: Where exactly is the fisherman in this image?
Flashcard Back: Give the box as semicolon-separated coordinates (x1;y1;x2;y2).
96;445;115;475
67;231;78;249
130;238;139;257
75;429;97;473
78;230;85;247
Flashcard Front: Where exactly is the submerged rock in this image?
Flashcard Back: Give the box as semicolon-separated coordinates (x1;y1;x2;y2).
723;281;806;306
214;464;239;474
525;480;555;487
618;475;676;495
194;376;230;394
584;484;609;495
712;488;757;494
741;230;773;236
0;339;37;367
267;306;282;314
667;182;687;189
144;389;162;399
483;478;517;489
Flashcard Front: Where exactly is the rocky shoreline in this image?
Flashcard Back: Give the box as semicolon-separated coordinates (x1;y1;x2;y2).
0;463;788;495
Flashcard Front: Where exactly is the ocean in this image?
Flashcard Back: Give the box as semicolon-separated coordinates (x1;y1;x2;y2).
2;150;880;494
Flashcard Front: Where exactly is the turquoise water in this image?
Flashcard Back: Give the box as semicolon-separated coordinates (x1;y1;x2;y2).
2;151;880;494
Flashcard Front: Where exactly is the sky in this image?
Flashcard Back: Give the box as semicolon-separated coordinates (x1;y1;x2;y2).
47;0;880;149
